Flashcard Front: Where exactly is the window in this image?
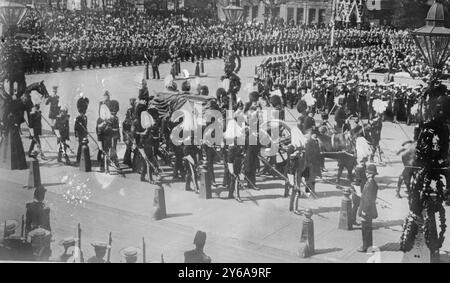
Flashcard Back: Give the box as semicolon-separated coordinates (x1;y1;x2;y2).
243;6;250;20
309;8;316;24
319;9;326;24
287;7;294;22
252;5;258;19
297;8;304;24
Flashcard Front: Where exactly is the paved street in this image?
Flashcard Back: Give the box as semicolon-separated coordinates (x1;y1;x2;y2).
1;55;450;263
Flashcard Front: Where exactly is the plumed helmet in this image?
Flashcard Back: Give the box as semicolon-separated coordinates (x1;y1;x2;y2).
109;100;119;114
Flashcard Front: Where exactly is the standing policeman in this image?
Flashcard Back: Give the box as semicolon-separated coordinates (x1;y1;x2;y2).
357;164;379;253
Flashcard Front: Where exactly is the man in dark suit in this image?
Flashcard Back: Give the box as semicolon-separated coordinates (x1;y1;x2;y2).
151;51;161;80
184;231;211;263
358;164;379;253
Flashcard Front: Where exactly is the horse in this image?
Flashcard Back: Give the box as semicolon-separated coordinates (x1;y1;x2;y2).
316;128;357;183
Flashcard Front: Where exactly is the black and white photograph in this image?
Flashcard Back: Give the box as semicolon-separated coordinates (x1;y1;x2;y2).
1;0;450;266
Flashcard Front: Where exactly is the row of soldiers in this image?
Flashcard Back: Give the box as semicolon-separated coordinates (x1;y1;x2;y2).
256;52;422;124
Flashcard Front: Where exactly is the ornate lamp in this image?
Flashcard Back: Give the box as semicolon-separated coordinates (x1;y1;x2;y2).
0;1;28;35
411;0;450;76
222;0;243;23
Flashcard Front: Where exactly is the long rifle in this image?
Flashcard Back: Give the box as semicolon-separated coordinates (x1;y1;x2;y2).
106;232;112;263
142;237;146;263
78;223;84;263
76;120;125;177
257;155;318;199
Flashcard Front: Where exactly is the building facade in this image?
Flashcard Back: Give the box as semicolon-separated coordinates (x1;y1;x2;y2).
217;0;333;24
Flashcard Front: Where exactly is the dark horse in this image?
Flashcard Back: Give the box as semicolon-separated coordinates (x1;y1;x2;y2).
316;128;358;183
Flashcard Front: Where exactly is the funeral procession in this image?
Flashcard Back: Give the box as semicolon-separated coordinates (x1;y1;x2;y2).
2;0;450;264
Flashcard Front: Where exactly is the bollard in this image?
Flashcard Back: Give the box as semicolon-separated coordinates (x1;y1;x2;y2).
25;158;41;189
152;183;167;221
199;161;212;199
338;188;353;230
195;62;200;77
79;139;92;172
200;59;205;74
299;209;314;258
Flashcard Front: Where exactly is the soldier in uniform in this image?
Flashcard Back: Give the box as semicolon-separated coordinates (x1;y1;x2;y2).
59;237;77;262
54;107;71;165
27;104;45;160
225;121;245;203
120;247;141;263
357;164;379;253
184;231;211;263
334;97;347;133
45;86;60;126
28;228;52;261
25;186;51;235
123;98;136;167
75;94;89;163
87;242;110;263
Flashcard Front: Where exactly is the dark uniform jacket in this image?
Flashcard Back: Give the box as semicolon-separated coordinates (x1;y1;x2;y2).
29;111;42;136
74;114;88;140
46;96;60;119
25;201;51;233
184;249;212;263
55;114;70;142
358;178;378;220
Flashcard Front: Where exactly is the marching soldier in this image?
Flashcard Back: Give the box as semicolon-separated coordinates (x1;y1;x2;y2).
54;107;71;165
184;231;211;263
75;94;89;163
120;247;141;263
28;228;52;261
123;98;136;167
27;104;45;160
25;186;51;235
224;120;245;203
358;164;379;253
334;97;347;133
45;86;60;126
59;237;77;262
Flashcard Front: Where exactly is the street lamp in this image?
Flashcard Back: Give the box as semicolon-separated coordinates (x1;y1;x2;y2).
400;0;450;263
0;1;28;35
222;0;243;23
411;0;450;79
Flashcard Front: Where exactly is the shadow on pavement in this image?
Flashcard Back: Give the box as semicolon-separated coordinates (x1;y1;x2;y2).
314;248;343;256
